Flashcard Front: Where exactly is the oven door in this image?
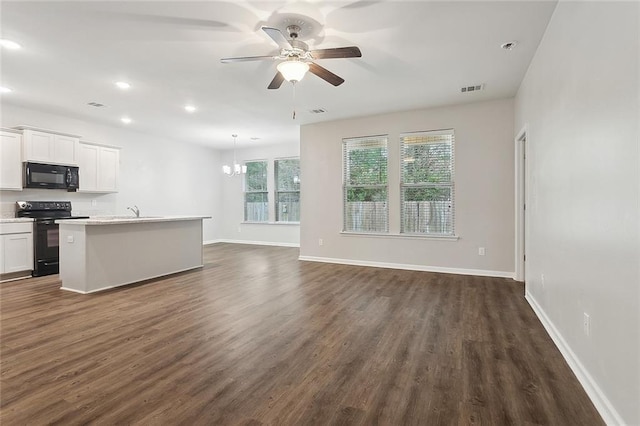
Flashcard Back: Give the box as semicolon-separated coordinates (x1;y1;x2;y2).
33;219;60;276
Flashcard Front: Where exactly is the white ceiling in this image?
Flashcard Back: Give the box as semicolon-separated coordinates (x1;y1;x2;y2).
0;1;557;149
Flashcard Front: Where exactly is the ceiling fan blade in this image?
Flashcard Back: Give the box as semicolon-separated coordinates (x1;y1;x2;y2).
262;26;293;50
221;55;277;63
268;72;285;90
308;63;345;86
311;46;362;59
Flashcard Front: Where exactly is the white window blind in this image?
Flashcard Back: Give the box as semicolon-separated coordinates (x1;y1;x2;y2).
244;160;268;222
400;130;455;235
343;135;389;232
275;158;300;222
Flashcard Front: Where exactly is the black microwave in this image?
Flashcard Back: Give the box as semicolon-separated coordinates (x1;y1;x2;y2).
24;162;79;191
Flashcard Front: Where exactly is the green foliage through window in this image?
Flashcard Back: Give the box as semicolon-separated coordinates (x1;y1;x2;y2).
343;136;389;232
244;160;268;222
275;159;300;222
401;131;455;235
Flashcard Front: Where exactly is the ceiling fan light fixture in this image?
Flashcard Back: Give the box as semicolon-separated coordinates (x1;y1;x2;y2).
277;60;309;83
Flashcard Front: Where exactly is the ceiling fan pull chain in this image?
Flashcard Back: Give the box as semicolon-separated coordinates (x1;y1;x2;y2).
292;82;297;120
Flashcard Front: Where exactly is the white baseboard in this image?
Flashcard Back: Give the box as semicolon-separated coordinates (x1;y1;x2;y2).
209;239;300;248
525;291;624;426
297;255;514;279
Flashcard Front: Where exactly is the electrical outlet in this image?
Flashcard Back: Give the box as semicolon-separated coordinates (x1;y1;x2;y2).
318;238;323;246
237;226;241;233
67;235;74;243
583;313;590;336
478;247;486;256
91;199;97;207
541;273;545;289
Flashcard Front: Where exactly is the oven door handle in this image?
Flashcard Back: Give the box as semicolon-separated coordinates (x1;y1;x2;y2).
38;220;57;225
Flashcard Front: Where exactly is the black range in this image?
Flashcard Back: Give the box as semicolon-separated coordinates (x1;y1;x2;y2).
16;201;89;277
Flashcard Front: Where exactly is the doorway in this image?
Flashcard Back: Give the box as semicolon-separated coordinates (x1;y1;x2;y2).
515;127;527;282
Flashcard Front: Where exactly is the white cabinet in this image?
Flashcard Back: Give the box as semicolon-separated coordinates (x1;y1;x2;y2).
0;222;33;276
0;129;23;190
78;142;120;193
19;127;80;165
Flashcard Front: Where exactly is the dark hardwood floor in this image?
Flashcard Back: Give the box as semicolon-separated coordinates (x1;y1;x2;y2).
1;243;603;425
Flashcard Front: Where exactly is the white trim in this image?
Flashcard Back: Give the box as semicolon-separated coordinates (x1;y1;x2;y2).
525;291;624;426
515;125;528;282
340;231;459;241
298;255;514;279
213;239;300;248
241;221;300;226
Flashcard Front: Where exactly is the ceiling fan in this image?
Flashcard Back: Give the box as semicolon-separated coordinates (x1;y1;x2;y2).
221;24;362;89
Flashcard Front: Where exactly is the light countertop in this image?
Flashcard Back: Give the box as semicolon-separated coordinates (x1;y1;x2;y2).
56;216;211;225
0;218;34;223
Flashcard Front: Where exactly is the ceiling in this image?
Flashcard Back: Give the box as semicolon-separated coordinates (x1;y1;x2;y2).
0;1;557;149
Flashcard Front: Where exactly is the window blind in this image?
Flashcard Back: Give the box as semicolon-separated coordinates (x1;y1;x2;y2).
343;135;389;232
244;160;268;222
400;130;455;235
275;158;300;222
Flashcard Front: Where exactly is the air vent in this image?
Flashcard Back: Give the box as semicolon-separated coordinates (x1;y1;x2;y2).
309;108;326;114
87;102;106;107
460;84;485;93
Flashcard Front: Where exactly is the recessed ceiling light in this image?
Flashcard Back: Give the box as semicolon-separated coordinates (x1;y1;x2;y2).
184;105;196;113
121;117;132;124
115;81;131;90
250;137;260;141
0;39;21;50
501;41;518;50
0;86;12;93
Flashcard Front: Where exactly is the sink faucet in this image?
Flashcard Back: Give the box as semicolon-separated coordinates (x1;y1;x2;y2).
127;205;140;218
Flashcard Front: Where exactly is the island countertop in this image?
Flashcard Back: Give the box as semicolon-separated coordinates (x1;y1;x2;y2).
56;215;211;225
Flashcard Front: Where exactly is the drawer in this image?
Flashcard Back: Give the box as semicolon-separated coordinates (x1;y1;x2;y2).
0;222;34;235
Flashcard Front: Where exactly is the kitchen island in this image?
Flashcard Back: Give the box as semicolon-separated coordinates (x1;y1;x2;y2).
57;216;210;293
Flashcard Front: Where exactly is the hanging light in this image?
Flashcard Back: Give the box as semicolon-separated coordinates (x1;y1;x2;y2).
222;134;247;176
277;59;309;83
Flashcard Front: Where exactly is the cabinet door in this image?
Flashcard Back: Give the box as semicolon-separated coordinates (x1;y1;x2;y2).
98;147;119;192
53;135;79;165
1;233;34;274
23;130;54;162
78;143;99;192
0;131;23;190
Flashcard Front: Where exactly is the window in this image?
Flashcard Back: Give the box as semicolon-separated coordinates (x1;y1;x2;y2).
275;158;300;222
400;130;455;235
343;136;388;232
244;160;268;222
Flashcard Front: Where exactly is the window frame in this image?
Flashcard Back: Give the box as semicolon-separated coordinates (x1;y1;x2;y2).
243;159;269;223
400;129;455;236
342;135;389;233
274;157;301;223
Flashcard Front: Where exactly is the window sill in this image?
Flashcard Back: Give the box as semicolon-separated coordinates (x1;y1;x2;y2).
340;231;459;241
242;221;300;226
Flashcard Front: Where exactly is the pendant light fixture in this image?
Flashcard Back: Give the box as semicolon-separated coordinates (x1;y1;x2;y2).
222;134;247;176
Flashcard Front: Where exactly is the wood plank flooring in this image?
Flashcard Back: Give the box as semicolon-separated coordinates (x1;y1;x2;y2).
1;243;603;425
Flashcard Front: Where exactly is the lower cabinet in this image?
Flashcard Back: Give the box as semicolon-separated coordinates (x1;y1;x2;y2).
78;142;120;193
0;223;34;276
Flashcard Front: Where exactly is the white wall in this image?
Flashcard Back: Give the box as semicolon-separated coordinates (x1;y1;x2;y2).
0;103;222;242
300;98;515;276
514;2;639;424
217;141;300;246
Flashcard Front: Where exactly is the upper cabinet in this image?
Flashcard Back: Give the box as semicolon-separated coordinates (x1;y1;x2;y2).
17;126;80;166
0;129;23;190
78;141;120;193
